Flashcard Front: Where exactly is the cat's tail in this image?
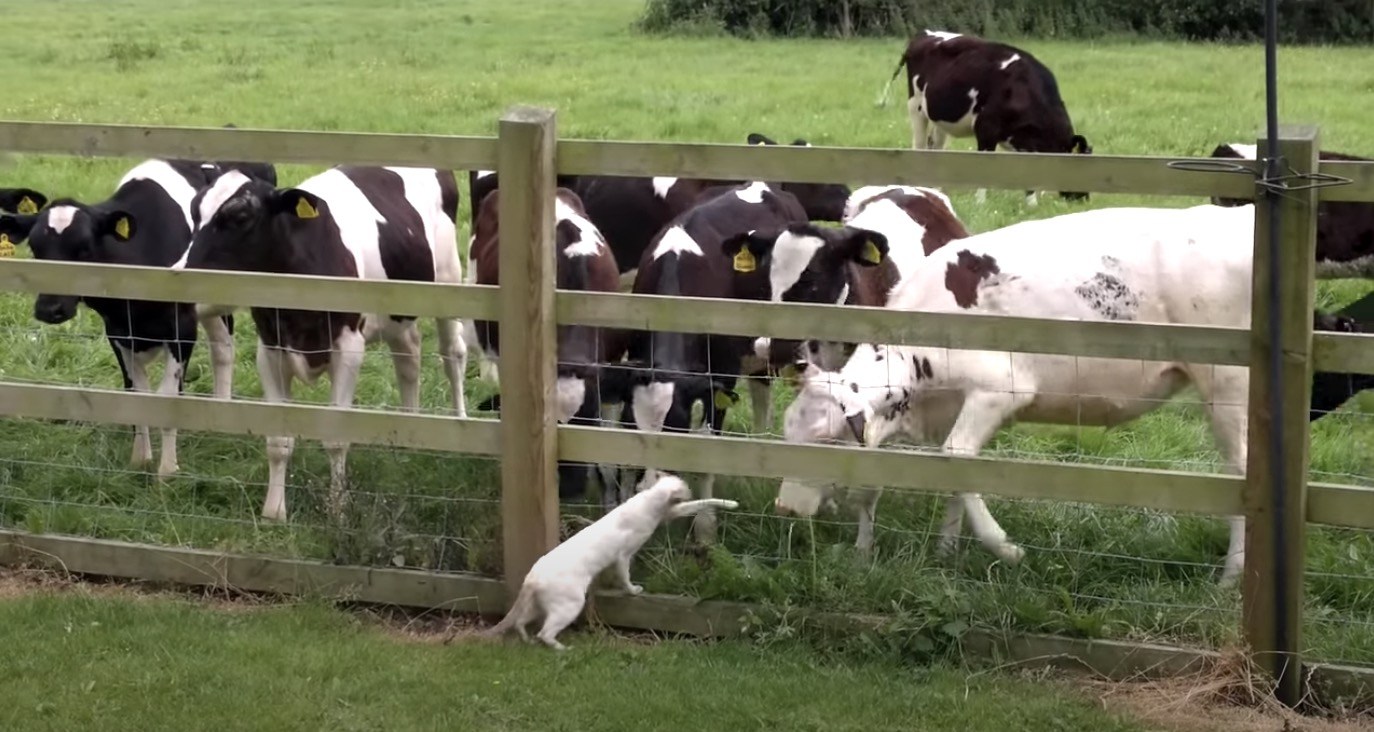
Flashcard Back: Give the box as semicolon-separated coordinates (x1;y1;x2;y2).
668;498;739;520
484;582;535;637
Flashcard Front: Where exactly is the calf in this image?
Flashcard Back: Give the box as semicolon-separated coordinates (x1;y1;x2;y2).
737;184;971;372
468;187;622;499
1209;143;1374;278
780;203;1280;585
884;30;1091;205
606;182;809;534
467;133;851;276
0;159;274;477
181;165;468;521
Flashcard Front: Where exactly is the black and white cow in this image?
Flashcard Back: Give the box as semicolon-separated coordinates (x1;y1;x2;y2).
0;159;275;477
180;165;468;521
740;184;971;373
884;29;1092;204
467;187;623;500
603;181;811;535
1209;143;1374;278
467;133;852;276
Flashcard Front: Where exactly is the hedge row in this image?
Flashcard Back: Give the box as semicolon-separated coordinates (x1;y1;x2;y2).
638;0;1374;43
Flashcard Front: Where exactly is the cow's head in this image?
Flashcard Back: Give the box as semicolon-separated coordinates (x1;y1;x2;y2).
1207;143;1257;208
1312;310;1374;421
4;201;137;324
722;223;888;368
184;171;323;273
747;133;851;222
774;356;908;517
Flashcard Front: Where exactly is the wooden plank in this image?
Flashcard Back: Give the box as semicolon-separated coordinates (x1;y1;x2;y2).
1312;331;1374;375
0;382;501;455
1307;482;1374;530
0;120;498;170
1312;160;1374;203
0;259;499;321
1242;126;1321;706
558;140;1258;198
557;425;1245;517
558;291;1253;366
961;631;1216;679
497;106;560;596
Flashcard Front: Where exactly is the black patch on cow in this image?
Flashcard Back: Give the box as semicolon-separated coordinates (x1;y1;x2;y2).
339;167;436;321
943;250;1000;308
922;357;933;380
1074;272;1139;321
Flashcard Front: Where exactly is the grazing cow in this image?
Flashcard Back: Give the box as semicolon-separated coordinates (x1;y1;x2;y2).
883;29;1092;204
604;181;809;532
1209;143;1374;278
467;133;851;276
776;203;1300;585
0;159;276;477
468;187;622;499
739;184;971;373
181;165;468;521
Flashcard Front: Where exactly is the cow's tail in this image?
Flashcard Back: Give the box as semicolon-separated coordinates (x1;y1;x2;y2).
484;582;536;638
875;55;906;108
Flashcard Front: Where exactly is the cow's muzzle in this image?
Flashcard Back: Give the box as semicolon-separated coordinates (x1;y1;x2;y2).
846;412;866;443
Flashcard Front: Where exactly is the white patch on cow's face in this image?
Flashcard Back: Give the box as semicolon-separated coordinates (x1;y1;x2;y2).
768;231;827;302
555;197;605;258
651;225;703;260
475;169;495;179
1225;144;1258;160
555;376;587;424
734;181;769;203
652;177;678;199
197;171;251;230
1000;53;1021;70
631;382;674;433
926;29;962;42
45;205;77;234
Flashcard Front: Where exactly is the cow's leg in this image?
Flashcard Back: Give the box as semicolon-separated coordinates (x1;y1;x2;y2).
936;497;965;557
256;343;295;521
853;485;882;553
437;316;468;417
113;342;155;471
324;327;367;521
201;313;236;400
907;96;930;151
598;400;637;510
154;346;189;478
381;317;423;412
974;136;999;204
941;390;1030;564
1199;366;1250;585
747;375;772;434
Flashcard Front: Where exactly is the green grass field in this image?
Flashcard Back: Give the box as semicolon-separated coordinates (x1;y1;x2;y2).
0;576;1150;732
3;0;1374;668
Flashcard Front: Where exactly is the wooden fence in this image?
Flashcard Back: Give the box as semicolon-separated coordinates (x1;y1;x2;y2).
1;110;1374;706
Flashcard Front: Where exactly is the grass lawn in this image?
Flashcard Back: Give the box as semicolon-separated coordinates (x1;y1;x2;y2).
1;0;1374;669
0;576;1149;732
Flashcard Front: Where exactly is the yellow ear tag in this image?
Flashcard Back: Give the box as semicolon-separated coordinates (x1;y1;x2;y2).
295;197;319;220
0;234;12;258
114;217;131;240
733;248;756;273
861;240;883;265
713;391;733;410
17;197;38;215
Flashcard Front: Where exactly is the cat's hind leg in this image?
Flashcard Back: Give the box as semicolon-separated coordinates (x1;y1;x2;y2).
535;591;586;651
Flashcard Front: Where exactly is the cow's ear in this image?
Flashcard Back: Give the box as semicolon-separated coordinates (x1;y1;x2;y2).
721;229;778;274
837;227;889;267
0;214;38;251
1070;135;1092;155
0;188;47;215
790;138;811;147
747;133;777;146
97;210;136;242
272;189;325;221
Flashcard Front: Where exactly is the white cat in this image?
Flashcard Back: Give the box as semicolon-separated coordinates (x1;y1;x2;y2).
485;474;738;650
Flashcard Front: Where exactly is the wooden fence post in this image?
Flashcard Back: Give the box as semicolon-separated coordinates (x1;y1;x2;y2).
497;105;559;596
1243;125;1320;706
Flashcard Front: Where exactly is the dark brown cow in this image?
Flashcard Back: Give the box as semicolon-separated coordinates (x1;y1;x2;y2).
1210;143;1374;278
883;30;1091;203
468;187;622;500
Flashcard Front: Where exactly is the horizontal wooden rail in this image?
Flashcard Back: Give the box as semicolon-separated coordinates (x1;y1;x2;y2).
0;121;498;171
0;383;501;455
1312;331;1374;375
1307;482;1374;530
0;259;499;321
558;290;1253;366
1311;161;1374;203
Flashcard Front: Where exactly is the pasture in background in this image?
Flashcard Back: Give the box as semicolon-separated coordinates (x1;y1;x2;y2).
3;0;1374;672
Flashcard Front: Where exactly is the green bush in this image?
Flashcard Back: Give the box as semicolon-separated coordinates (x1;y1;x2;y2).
637;0;1374;43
